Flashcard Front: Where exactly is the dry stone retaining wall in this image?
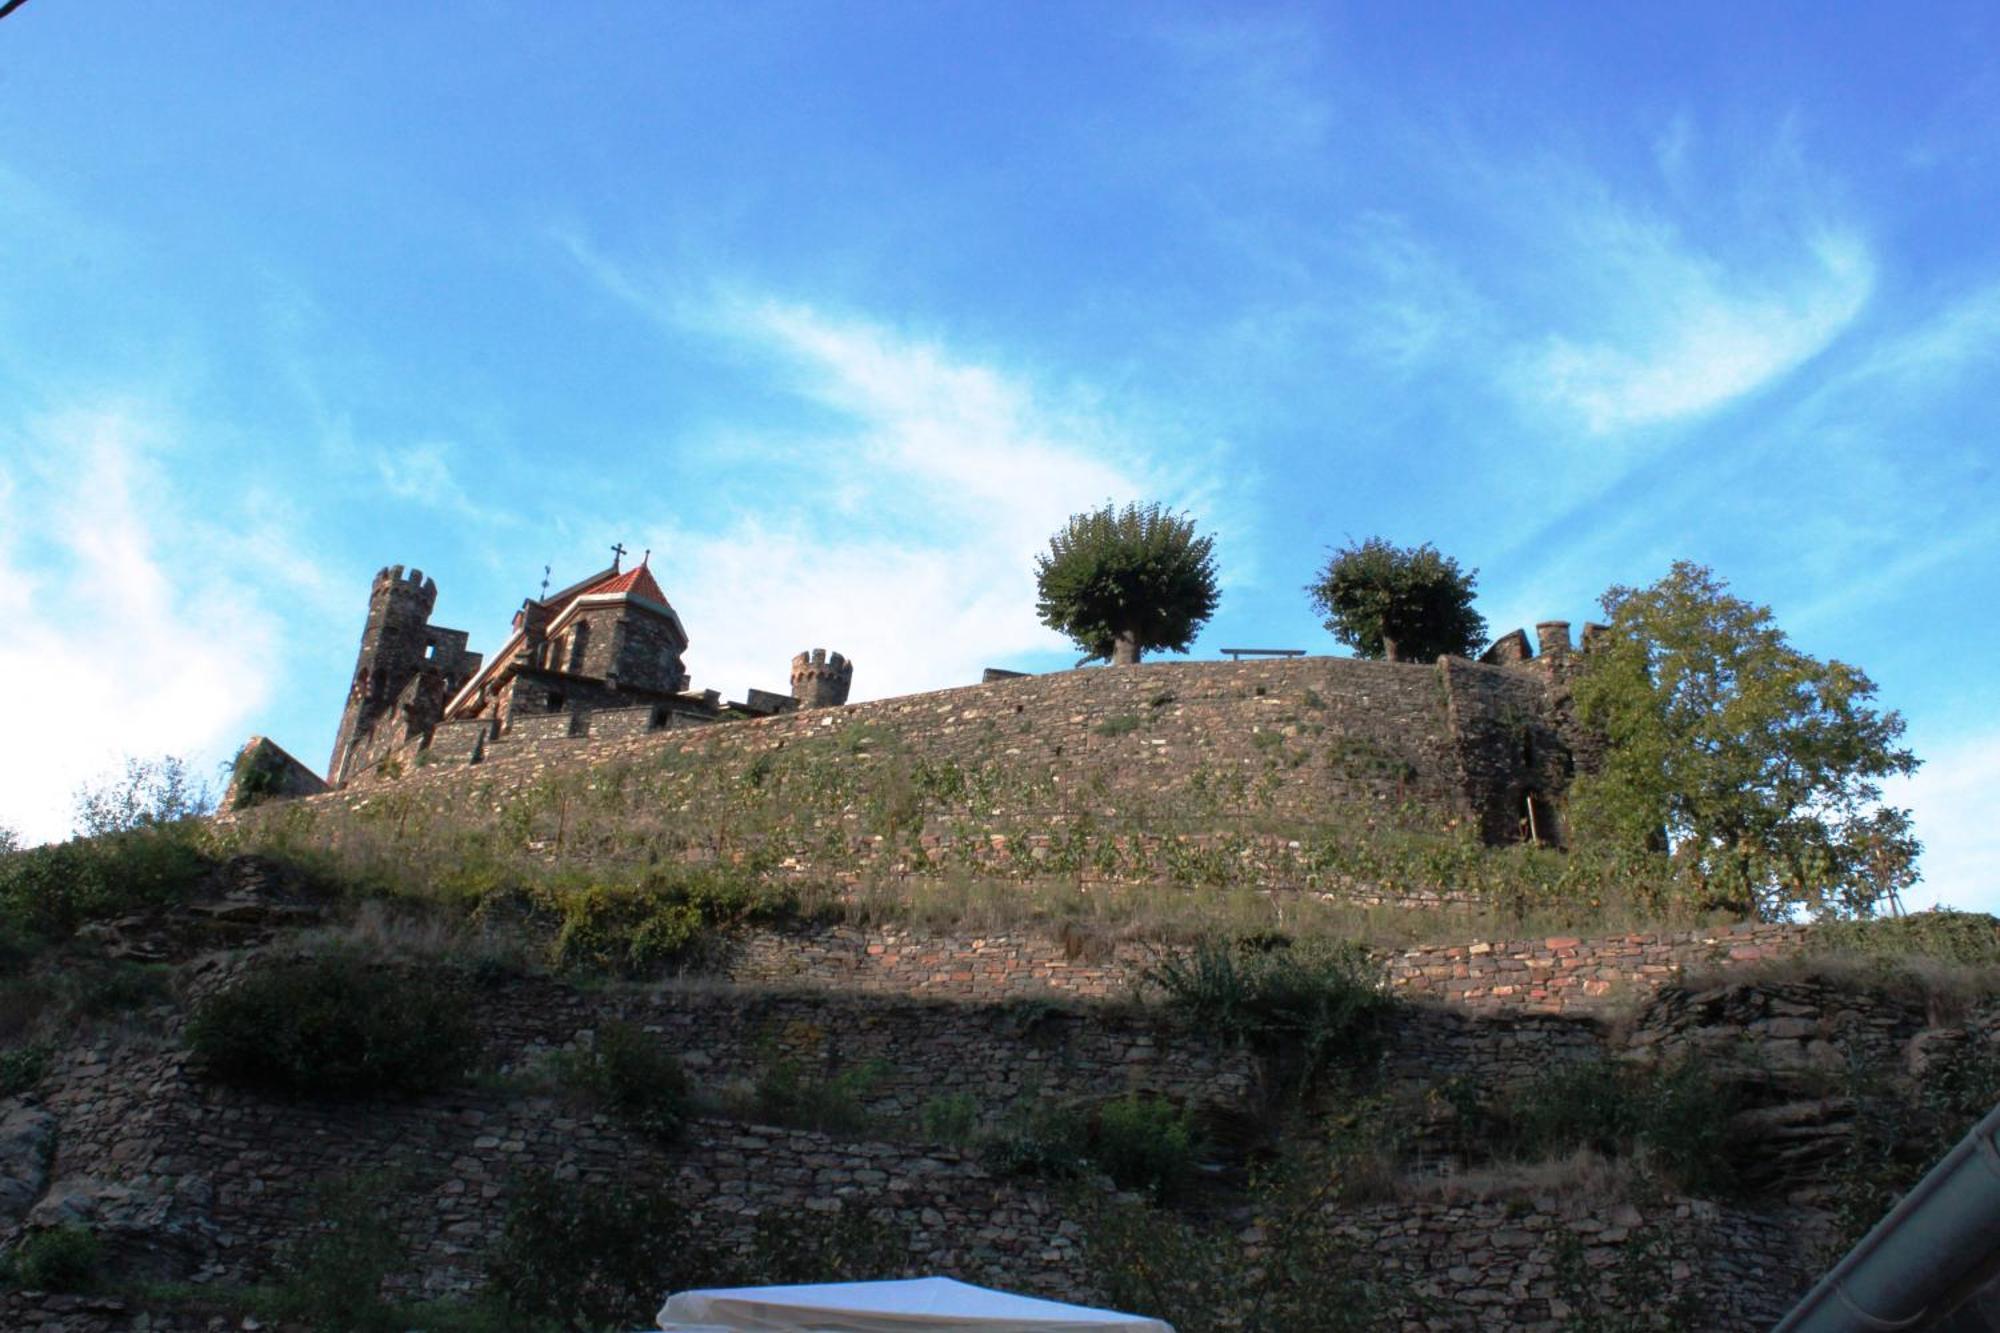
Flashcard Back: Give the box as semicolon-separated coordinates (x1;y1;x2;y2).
10;1037;1810;1332
1385;921;1811;1012
471;977;1600;1118
237;656;1568;864
19;1044;1093;1303
473;980;1259;1128
720;920;1813;1015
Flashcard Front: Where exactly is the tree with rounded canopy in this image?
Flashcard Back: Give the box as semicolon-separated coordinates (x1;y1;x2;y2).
1568;561;1921;920
1035;502;1219;665
1306;538;1486;662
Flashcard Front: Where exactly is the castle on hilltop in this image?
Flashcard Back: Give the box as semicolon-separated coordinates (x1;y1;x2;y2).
223;554;854;803
324;553;853;788
225;556;1603;851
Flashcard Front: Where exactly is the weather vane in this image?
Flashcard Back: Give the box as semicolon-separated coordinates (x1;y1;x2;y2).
539;564;551;600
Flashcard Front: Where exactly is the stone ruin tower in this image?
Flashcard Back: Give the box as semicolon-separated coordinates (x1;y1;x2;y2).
328;565;479;785
790;649;853;710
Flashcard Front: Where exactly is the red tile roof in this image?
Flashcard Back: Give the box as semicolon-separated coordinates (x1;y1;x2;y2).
552;561;672;613
589;563;666;602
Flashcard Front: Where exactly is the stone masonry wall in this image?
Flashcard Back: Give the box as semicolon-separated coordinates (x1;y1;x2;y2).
15;1032;1810;1332
471;979;1260;1129
716;920;1812;1016
281;656;1561;841
25;1044;1095;1303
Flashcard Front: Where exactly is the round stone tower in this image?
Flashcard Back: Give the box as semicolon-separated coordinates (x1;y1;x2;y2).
790;649;853;710
328;565;439;782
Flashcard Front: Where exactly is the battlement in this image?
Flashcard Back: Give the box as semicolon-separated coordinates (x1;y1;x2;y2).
372;564;439;617
1481;618;1611;668
791;648;854;709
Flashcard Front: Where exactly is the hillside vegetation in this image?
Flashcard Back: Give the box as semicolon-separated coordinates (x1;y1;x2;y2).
0;661;1991;1332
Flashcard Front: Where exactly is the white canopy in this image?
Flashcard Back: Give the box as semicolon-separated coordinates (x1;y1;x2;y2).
656;1276;1175;1332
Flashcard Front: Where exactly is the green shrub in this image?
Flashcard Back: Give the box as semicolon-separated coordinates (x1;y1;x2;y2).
1081;1156;1413;1332
1094;714;1141;738
919;1092;979;1146
188;954;475;1097
561;1020;692;1144
1829;1040;2000;1253
1812;911;2000;966
0;1042;51;1096
228;748;289;811
0;828;212;939
0;976;50;1044
0;917;40;976
979;1101;1091;1182
540;869;798;975
751;1058;884;1135
65;961;174;1019
746;1204;910;1284
1092;1095;1198;1201
546;882;700;974
1550;1225;1706;1332
1493;1055;1740;1197
1146;937;1390;1090
270;1174;404;1333
488;1170;713;1332
73;756;213;835
1505;1058;1641;1160
5;1225;102;1293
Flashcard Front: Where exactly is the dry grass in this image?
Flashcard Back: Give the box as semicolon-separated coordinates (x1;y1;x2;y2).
213;726;1722;958
834;867;1708;953
297;899;538;975
1404;1147;1642;1205
1678;949;2000;1024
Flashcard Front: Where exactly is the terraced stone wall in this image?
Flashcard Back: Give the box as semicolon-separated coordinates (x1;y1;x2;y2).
472;979;1261;1129
251;656;1567;853
14;1028;1810;1332
720;921;1814;1015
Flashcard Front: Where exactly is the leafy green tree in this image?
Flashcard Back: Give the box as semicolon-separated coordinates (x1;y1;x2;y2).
1569;562;1919;919
1306;538;1486;662
72;755;213;836
1035;502;1219;665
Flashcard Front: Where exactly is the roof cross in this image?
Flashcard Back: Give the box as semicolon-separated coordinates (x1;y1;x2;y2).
610;541;627;570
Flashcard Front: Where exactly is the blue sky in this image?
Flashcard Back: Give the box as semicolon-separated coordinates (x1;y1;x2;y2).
1;3;1994;908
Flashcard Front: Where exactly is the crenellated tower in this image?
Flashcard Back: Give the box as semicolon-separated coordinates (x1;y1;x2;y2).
330;566;437;782
326;565;483;785
790;649;853;710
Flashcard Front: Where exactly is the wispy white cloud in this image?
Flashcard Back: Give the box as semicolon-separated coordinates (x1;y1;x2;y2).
728;299;1153;547
551;243;1235;701
1692;279;2000;624
1653;112;1696;194
0;407;288;843
1883;728;2000;914
640;299;1230;703
1149;13;1335;163
1515;221;1873;434
1339;212;1489;373
373;438;517;530
1836;280;2000;396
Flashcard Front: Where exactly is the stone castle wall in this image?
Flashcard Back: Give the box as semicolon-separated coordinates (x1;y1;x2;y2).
264;655;1573;855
